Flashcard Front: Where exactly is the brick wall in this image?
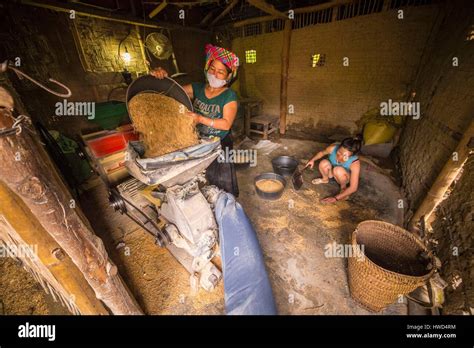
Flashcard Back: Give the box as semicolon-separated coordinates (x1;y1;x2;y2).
232;31;284;117
432;157;473;314
397;0;474;314
73;17;148;74
171;28;212;84
398;0;474;212
231;5;440;137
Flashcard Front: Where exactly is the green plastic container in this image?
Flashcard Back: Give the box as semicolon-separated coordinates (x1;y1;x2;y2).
92;101;128;130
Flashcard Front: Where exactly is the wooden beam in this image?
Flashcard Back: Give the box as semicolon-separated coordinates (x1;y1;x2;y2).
148;0;168;19
200;8;217;26
292;0;351;14
199;9;216;27
229;15;273;28
0;96;142;315
232;0;352;27
144;0;219;6
247;0;287;19
279;19;292;135
409;119;474;231
20;0;210;34
0;181;108;315
209;0;239;26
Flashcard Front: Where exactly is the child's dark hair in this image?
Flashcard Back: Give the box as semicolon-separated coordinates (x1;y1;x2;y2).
341;135;363;154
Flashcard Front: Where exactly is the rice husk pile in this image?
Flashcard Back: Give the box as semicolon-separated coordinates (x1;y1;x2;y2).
128;93;199;157
256;179;284;193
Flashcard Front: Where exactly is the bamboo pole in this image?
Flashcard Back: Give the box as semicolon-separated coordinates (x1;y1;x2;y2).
409;119;474;231
0;102;142;315
279;19;292;135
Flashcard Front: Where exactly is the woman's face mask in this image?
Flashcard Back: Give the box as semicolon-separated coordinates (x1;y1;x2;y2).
206;71;227;88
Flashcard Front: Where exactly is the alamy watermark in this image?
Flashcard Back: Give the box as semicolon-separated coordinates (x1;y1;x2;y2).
18;322;55;342
55;99;95;120
380;99;420;120
324;242;365;261
217;148;257;167
0;243;38;259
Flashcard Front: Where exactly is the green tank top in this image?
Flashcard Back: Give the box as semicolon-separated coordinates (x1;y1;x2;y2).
191;82;238;139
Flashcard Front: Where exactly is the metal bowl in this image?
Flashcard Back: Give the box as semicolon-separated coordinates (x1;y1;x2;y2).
254;172;286;200
271;156;298;177
126;75;193;118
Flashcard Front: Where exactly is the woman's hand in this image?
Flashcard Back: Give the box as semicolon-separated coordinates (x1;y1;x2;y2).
305;159;315;169
186;111;201;124
150;67;168;79
320;196;338;204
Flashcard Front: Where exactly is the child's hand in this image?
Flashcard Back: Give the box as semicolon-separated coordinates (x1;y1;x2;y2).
320;196;337;204
305;160;315;169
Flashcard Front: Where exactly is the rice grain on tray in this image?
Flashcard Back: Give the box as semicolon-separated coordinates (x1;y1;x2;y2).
128;93;200;157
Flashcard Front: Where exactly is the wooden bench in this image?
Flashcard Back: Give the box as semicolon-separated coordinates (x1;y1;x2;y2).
240;98;263;137
249;115;279;140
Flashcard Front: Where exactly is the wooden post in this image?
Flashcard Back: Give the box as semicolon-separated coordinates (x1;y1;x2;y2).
0;181;108;315
0;103;142;315
279;19;292;135
409;119;474;231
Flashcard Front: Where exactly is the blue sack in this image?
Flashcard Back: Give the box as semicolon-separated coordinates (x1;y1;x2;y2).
214;192;277;315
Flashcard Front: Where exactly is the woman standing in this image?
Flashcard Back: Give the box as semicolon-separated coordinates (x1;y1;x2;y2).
151;44;240;197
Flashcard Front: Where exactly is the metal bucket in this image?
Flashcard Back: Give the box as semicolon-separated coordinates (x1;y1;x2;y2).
254;173;286;200
271;156;298;177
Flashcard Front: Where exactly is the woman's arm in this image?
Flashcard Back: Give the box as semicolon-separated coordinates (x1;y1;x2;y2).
335;160;360;200
150;67;193;99
189;101;237;131
305;144;336;168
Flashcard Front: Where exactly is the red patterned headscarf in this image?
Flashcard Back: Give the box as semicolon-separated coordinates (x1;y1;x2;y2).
204;44;240;81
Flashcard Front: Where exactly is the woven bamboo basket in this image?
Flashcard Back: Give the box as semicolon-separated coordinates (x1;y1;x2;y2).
348;220;435;312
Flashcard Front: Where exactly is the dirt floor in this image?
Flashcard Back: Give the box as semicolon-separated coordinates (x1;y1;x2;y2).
0;257;69;315
0;136;407;315
236;137;406;315
79;181;225;315
78;136;406;315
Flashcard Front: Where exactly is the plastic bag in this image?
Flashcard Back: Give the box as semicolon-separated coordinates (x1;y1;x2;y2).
363;120;397;145
357;108;400;145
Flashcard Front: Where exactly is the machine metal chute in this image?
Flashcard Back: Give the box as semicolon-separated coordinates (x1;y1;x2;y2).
109;75;223;291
